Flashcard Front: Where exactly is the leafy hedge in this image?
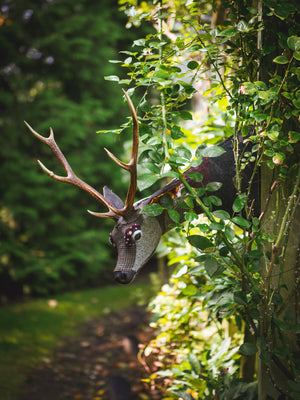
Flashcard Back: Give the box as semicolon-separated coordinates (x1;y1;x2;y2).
111;0;300;398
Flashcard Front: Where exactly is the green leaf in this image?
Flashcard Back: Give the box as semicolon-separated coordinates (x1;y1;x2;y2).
173;265;188;278
141;203;163;217
159;194;174;209
188;353;201;375
287;36;300;51
187;171;203;182
184;211;198;222
239;342;257;356
213;210;230;220
137;173;158;191
233;193;247;213
104;75;120;81
206;181;222;191
133;38;146;47
221;27;238;37
273;56;289;64
236;20;249;32
201;145;226;158
225;225;235;240
167;209;181;223
204;257;222;277
232;216;251;229
293;98;300;108
188;235;213;250
143;162;161;174
248;250;263;259
187;60;199;70
176;146;192;160
180;110;193;120
182;284;198;296
294;50;300;61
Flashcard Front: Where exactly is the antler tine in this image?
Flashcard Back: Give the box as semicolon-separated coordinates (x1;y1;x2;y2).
103;89;138;214
25;121;119;218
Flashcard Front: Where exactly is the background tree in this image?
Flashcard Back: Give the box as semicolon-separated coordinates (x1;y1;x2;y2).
0;0;137;298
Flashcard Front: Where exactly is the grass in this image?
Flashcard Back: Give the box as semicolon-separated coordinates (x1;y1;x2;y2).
0;283;154;400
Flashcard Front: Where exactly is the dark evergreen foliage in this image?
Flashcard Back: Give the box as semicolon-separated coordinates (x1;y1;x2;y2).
0;0;135;297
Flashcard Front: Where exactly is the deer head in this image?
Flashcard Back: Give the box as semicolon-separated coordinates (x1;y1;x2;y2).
26;91;259;284
25;90;164;284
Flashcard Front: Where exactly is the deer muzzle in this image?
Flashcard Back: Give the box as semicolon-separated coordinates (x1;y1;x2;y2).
114;270;136;284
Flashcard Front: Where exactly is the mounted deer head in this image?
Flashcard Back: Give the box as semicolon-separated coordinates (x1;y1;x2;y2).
26;90;259;284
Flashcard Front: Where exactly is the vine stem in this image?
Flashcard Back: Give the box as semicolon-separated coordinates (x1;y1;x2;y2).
265;165;300;289
177;171;242;266
178;171;260;336
158;0;169;159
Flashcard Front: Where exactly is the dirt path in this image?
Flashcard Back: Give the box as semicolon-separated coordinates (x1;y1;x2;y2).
18;306;162;400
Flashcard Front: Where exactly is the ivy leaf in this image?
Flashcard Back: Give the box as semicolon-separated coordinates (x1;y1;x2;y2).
273;56;289;64
287;36;300;51
141;203;163;217
233;193;247;213
294;51;300;61
239;343;257;356
188;235;213;250
201;145;226;158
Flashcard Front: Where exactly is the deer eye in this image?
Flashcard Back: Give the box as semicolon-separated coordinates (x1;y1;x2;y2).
132;230;142;242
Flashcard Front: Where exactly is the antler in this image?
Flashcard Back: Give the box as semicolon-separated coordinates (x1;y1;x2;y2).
25;89;139;219
96;88;139;216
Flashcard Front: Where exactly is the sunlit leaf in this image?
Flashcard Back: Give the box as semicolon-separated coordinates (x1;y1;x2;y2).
104;75;120;81
201;145;226;157
182;284;198;296
137;173;158;191
287;36;300;51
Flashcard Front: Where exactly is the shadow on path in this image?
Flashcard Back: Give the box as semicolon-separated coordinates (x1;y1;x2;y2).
18;306;162;400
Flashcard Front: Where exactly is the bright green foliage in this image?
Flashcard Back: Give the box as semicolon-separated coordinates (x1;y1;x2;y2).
113;0;299;398
0;0;136;297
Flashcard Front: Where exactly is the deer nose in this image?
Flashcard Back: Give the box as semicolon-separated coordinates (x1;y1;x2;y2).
114;270;135;284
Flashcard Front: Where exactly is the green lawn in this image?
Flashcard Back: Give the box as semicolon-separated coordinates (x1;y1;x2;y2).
0;283;153;400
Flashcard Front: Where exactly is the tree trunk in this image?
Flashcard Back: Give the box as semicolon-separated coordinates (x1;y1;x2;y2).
258;164;300;399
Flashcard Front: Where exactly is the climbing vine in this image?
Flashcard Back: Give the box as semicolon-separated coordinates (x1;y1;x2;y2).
107;0;300;398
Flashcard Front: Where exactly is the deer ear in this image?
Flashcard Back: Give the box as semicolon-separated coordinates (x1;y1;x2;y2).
103;186;125;210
